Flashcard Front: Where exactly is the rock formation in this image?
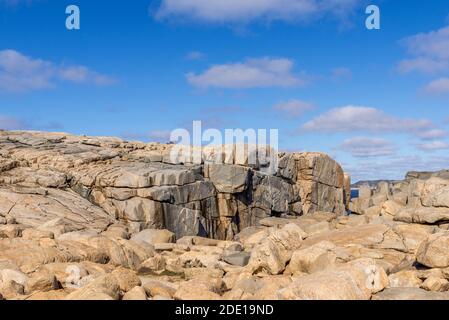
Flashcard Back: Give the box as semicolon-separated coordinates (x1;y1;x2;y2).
0;130;347;241
1;130;449;300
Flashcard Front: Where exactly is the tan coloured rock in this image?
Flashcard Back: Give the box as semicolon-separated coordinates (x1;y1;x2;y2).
278;259;388;300
395;207;449;224
122;286;147;300
388;270;422;288
247;223;306;275
174;279;221;300
285;241;337;274
421;276;449;292
381;200;404;218
417;232;449;268
373;287;449;300
130;229;175;245
25;271;59;294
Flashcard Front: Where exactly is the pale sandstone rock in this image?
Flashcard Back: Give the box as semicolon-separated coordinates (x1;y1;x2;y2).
285;241;337;275
25;270;59;294
25;290;68;300
204;164;249;194
0;269;29;289
294;152;345;215
373;287;449;300
141;278;177;299
392;224;435;254
388;270;422;288
247;223;306;275
421;276;449;292
395;207;449;224
0;224;23;238
363;205;382;217
22;228;54;240
278;258;388;300
122;286;147;300
64;273;121;300
302;224;390;248
174;279;221;300
417;232;449;268
381;200;404;218
349;197;371;215
358;185;372;200
130;229;175;246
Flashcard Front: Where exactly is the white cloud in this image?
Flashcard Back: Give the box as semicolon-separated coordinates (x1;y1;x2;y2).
274;99;314;118
417;129;447;140
301;106;432;134
402;26;449;61
417;140;449;151
340;137;396;158
397;58;449;75
343;154;449;181
424;77;449;94
155;0;362;24
398;25;449;78
0;49;116;93
58;66;116;86
187;57;306;89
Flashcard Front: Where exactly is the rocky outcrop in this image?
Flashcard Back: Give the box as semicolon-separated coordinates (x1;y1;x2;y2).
349;170;449;228
3;131;449;301
0;131;347;241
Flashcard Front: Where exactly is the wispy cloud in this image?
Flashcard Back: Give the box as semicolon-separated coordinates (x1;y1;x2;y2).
155;0;363;25
339;137;396;158
397;57;449;75
416;140;449;151
274;99;315;118
0;49;116;93
343;154;449;181
301;106;433;135
401;25;449;61
187;57;307;89
398;24;449;94
423;77;449;95
417;129;448;140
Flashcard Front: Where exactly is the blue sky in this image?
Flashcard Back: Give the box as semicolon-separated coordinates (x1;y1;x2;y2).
1;0;449;181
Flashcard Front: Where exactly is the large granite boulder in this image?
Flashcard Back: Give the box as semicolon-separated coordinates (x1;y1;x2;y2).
0;131;348;241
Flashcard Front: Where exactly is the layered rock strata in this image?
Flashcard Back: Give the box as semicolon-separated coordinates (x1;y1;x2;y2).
0;130;347;241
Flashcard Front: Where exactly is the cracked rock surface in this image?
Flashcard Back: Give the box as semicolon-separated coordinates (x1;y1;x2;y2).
1;130;448;300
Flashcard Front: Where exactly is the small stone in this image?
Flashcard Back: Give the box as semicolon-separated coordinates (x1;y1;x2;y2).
122;286;147;300
421;276;449;292
223;252;250;267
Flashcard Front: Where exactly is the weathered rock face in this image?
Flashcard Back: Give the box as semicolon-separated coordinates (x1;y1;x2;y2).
349;170;449;227
4;130;449;301
0;131;347;241
278;258;389;300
